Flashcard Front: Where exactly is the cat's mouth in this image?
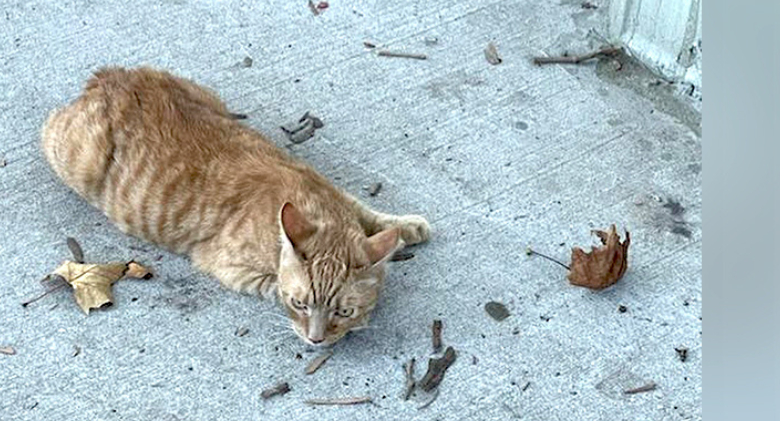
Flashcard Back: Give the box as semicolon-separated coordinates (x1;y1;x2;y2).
291;324;336;347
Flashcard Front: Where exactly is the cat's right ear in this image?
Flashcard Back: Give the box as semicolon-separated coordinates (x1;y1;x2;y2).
365;227;403;266
279;202;316;252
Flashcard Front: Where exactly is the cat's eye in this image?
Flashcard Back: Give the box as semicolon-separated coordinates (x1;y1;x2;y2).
335;307;354;318
290;297;307;311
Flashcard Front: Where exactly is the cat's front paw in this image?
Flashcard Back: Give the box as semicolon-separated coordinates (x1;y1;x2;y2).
394;214;431;245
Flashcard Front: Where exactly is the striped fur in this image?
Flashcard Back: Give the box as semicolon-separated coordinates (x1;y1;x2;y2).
41;66;431;345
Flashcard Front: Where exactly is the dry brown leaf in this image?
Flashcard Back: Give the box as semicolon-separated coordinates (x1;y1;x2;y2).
567;224;630;289
52;260;152;314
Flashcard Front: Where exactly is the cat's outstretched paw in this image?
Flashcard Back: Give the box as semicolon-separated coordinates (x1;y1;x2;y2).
394;214;431;245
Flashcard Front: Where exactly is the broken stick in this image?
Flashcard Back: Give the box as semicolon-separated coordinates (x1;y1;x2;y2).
418;346;457;392
403;358;416;400
377;50;428;60
307;0;320;15
304;396;372;406
390;251;415;262
431;320;443;353
624;381;657;395
305;349;333;375
533;46;622;66
261;382;291;399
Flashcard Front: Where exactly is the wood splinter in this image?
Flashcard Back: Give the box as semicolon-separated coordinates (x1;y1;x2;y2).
403;358;416;400
261;382;291;399
432;319;443;353
305;349;333;375
624;381;657;395
418;346;457;392
304;396;372;406
390;250;415;262
377;50;428;60
533;46;622;66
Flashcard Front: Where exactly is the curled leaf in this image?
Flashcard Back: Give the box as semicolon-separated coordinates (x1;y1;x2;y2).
51;260;152;314
126;261;153;279
567;225;630;289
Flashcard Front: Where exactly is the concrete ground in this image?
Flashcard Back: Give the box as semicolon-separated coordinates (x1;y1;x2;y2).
0;1;701;420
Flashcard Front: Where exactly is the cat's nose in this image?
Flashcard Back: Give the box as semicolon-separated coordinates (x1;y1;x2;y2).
308;337;324;344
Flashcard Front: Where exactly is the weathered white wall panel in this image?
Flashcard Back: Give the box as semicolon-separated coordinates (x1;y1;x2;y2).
609;0;702;88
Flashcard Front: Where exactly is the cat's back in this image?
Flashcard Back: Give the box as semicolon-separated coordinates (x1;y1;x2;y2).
41;67;272;250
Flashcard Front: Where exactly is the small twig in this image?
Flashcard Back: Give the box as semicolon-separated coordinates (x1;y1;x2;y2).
363;40;377;49
675;346;688;362
417;388;440;410
66;237;84;263
304;396;372;406
403;358;416;400
533;46;622;66
261;382;291;399
377;50;428;60
367;182;382;197
0;346;16;355
305;349;333;374
307;0;320;15
525;247;570;271
624;381;657;395
300;112;324;129
390;251;415;262
431;320;443;353
418;346;457;392
235;326;249;337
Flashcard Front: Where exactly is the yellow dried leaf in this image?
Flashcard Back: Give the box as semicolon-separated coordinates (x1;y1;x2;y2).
51;260;151;314
567;225;630;290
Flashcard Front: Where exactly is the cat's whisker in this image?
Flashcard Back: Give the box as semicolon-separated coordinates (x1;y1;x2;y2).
350;324;376;331
266;322;293;331
256;311;289;321
266;331;298;346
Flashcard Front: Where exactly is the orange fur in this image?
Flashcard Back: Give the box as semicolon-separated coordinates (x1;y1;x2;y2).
41;66;430;345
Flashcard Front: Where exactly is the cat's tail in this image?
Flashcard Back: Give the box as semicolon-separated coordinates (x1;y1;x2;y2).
40;68;123;206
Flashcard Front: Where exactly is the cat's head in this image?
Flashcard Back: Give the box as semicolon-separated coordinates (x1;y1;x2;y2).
275;202;401;346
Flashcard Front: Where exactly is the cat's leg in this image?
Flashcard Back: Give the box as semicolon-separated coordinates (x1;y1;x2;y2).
209;264;278;298
190;246;278;298
344;193;431;245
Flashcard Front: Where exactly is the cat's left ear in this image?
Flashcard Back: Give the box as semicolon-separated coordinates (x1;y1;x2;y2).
365;227;403;266
279;202;317;252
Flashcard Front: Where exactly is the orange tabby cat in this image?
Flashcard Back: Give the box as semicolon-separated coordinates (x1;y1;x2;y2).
41;67;430;346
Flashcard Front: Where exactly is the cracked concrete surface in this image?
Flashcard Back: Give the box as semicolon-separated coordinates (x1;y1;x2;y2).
0;1;701;420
